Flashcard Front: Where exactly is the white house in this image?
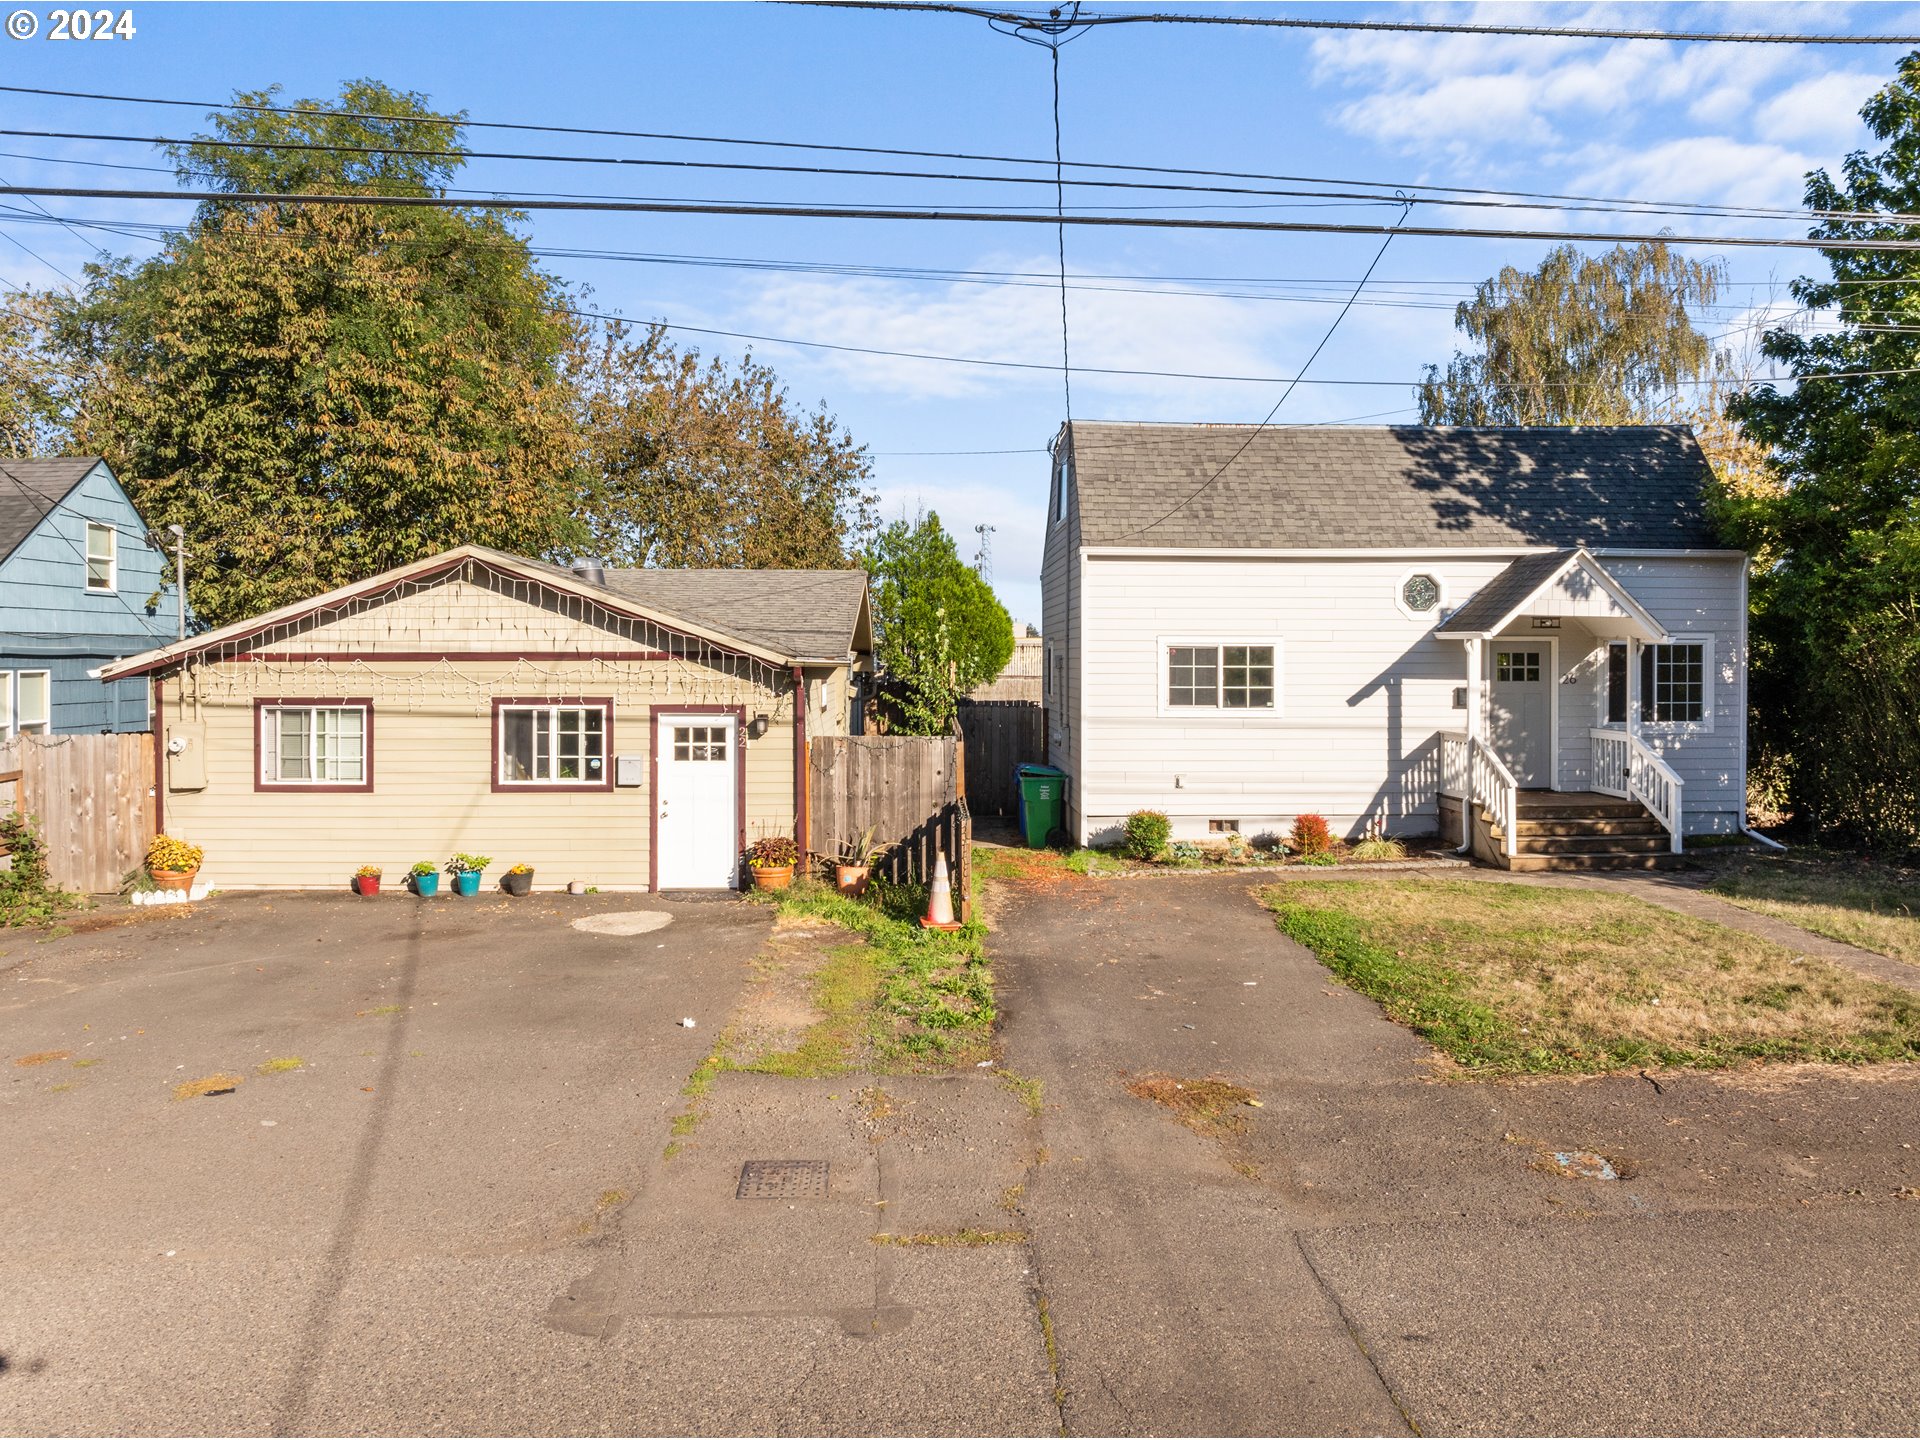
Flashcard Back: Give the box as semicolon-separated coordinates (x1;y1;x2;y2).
1039;422;1749;870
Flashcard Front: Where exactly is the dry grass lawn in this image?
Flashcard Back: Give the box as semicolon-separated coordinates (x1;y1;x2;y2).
1262;878;1920;1075
1706;853;1920;969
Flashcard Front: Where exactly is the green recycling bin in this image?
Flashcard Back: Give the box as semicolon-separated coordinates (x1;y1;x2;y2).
1016;764;1067;849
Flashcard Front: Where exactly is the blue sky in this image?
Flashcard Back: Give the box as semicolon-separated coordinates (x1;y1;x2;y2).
0;1;1911;624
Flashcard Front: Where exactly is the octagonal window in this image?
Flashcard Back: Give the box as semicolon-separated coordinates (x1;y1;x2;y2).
1402;573;1441;614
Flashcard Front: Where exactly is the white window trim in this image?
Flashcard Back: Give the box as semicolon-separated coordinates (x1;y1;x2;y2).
0;670;13;737
1155;635;1284;720
496;702;610;786
259;702;371;787
1394;567;1448;622
84;521;117;593
16;669;50;734
1640;635;1716;734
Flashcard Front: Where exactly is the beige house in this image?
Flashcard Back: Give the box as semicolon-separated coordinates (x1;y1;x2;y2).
98;546;871;891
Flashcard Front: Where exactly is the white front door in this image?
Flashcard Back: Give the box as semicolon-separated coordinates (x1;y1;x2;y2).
1489;646;1552;788
656;715;739;889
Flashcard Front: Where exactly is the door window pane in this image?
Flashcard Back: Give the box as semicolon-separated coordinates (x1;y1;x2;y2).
1495;651;1541;683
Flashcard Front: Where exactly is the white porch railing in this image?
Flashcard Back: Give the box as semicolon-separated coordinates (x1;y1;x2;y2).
1589;727;1684;853
1439;729;1518;859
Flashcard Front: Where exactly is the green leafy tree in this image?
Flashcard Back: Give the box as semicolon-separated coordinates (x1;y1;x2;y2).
62;81;584;624
567;320;877;568
864;511;1014;734
0;289;88;458
1727;50;1920;849
1418;241;1725;425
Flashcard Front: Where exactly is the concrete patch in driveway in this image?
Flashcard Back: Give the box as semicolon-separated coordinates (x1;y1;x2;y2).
569;909;674;936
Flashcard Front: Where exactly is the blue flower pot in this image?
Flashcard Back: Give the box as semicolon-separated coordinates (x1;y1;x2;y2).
454;870;481;897
411;872;440;898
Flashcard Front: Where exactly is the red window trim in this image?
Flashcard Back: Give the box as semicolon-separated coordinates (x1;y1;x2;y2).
490;696;615;793
253;697;375;794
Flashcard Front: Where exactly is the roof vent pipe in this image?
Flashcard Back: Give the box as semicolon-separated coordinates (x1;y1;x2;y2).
571;557;608;586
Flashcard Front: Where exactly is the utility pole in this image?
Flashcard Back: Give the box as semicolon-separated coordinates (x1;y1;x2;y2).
973;523;995;584
167;524;186;640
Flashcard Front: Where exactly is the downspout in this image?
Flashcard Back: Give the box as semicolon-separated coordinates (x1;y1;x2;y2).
792;666;810;862
1736;554;1788;852
151;671;165;840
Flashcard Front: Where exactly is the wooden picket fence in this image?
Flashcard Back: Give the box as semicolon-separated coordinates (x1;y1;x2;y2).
956;699;1046;818
0;733;155;893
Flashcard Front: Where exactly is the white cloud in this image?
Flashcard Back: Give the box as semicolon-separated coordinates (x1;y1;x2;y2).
1756;70;1881;149
1570;135;1820;214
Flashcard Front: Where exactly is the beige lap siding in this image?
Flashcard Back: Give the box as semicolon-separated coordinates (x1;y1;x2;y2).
158;658;799;891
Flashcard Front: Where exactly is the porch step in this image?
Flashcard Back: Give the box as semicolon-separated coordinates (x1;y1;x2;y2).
1514;817;1668;840
1514;797;1648;821
1506;851;1688;873
1513;831;1670;856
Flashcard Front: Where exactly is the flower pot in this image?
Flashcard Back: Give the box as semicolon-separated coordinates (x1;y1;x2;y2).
835;863;871;898
410;872;440;898
150;866;198;893
502;870;533;897
453;870;482;897
750;863;794;891
353;875;381;896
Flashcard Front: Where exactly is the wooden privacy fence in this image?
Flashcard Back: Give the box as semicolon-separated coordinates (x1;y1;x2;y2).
0;734;155;893
956;699;1046;818
809;734;970;910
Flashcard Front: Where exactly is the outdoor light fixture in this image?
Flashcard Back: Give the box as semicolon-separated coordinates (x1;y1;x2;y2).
748;714;770;740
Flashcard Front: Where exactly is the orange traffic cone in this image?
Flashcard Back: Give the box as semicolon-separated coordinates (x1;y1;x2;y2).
920;850;963;931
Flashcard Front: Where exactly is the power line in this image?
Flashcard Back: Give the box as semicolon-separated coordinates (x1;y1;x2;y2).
10;183;1920;252
0;79;1893;227
797;2;1920;45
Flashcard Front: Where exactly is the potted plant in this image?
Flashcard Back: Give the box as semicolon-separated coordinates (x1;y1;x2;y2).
353;864;382;897
447;852;491;897
747;835;798;891
835;826;882;898
147;834;204;892
408;860;439;898
502;863;534;897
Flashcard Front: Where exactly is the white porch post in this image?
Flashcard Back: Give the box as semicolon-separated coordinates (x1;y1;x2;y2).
1464;638;1483;745
1626;638;1642;749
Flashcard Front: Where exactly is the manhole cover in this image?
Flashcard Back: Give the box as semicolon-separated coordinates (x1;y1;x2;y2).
737;1159;830;1200
570;911;673;936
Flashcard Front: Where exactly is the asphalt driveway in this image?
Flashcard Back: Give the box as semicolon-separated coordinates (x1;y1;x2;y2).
0;890;768;1435
994;869;1920;1436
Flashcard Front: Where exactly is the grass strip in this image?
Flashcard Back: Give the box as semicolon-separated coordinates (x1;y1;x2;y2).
1264;878;1920;1076
1707;853;1920;968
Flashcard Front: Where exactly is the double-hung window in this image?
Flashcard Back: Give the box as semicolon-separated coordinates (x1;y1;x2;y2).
1642;642;1706;723
496;700;610;788
84;522;116;592
258;700;371;789
1164;643;1277;711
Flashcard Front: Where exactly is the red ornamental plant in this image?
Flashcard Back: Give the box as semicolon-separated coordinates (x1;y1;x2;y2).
1289;813;1333;858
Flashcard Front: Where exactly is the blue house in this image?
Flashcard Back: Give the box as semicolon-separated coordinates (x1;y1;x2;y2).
1;457;180;735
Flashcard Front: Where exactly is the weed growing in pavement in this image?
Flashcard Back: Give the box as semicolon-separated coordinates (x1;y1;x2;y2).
257;1057;304;1074
1124;1072;1260;1139
174;1072;243;1100
870;1228;1026;1247
755;878;993;1069
997;1068;1044;1116
14;1051;70;1067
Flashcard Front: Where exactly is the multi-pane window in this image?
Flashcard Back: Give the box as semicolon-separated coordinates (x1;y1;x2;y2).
0;670;47;737
672;725;728;762
1495;650;1541;683
261;703;367;785
1642;642;1706;723
499;703;607;784
1167;644;1276;709
84;522;116;592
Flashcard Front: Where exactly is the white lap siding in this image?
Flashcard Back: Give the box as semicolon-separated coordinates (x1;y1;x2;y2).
1073;552;1745;843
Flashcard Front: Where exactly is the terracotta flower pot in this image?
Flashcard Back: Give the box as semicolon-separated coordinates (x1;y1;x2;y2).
750;863;794;891
502;870;533;897
835;863;871;898
150;866;198;893
353;875;381;896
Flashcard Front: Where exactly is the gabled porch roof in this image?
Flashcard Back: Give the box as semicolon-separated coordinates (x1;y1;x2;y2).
1435;547;1669;643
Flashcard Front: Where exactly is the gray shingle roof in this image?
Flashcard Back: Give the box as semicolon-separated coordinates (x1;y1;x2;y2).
1065;423;1721;549
0;457;101;564
1435;550;1578;634
595;567;869;661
